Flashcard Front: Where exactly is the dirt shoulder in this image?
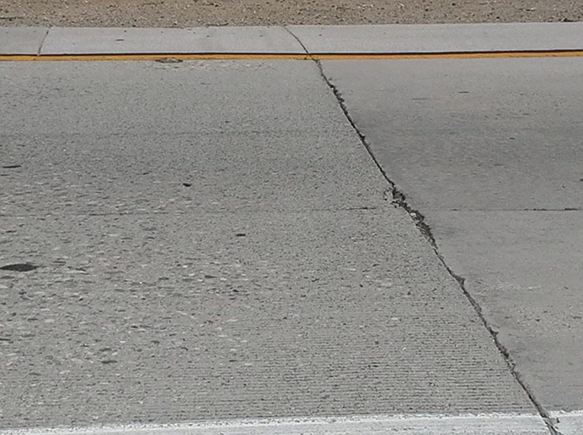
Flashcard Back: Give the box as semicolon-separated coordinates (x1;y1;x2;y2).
0;0;581;28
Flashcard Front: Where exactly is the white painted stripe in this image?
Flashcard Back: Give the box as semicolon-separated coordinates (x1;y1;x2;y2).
0;413;550;435
551;410;583;435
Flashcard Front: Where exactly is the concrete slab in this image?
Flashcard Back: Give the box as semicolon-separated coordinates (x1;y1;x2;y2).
5;23;583;57
0;27;48;55
552;411;583;435
318;56;583;413
0;61;383;216
0;209;535;428
319;57;583;212
0;59;535;428
428;210;583;411
40;27;304;55
289;22;583;54
0;414;550;435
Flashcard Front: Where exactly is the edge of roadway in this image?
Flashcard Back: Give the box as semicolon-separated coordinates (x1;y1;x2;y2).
0;22;583;59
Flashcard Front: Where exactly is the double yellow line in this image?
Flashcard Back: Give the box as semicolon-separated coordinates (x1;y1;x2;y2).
1;50;583;62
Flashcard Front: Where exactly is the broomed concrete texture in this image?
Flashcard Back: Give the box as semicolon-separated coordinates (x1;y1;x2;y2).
320;56;583;412
0;60;535;428
2;22;583;56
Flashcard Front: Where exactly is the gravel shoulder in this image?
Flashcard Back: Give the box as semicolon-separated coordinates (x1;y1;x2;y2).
0;0;581;28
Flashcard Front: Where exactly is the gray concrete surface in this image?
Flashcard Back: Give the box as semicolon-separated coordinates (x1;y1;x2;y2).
322;57;583;212
429;211;583;411
0;27;48;55
0;414;550;435
288;23;583;53
0;60;536;429
320;56;583;413
2;23;583;56
40;27;304;55
552;411;583;435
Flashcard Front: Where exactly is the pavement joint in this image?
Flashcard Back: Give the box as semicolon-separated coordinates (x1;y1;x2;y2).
284;25;311;58
37;27;50;56
314;54;562;435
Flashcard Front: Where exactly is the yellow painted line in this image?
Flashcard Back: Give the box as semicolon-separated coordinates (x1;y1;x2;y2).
1;50;583;62
314;50;583;60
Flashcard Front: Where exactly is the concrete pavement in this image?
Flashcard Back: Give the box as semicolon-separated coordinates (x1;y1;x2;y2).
321;55;583;413
0;414;553;435
1;22;583;56
1;22;583;435
0;56;538;429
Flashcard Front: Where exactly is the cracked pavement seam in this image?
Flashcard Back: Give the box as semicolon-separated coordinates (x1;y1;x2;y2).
37;27;50;56
299;55;563;435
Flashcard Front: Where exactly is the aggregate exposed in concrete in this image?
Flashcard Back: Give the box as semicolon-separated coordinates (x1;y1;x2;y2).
0;60;535;428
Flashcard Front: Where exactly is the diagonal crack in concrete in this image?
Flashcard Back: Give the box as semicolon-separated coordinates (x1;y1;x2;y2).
295;44;563;435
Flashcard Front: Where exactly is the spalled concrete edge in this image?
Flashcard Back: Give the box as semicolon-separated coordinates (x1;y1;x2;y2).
550;411;583;435
1;22;583;56
0;414;550;435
